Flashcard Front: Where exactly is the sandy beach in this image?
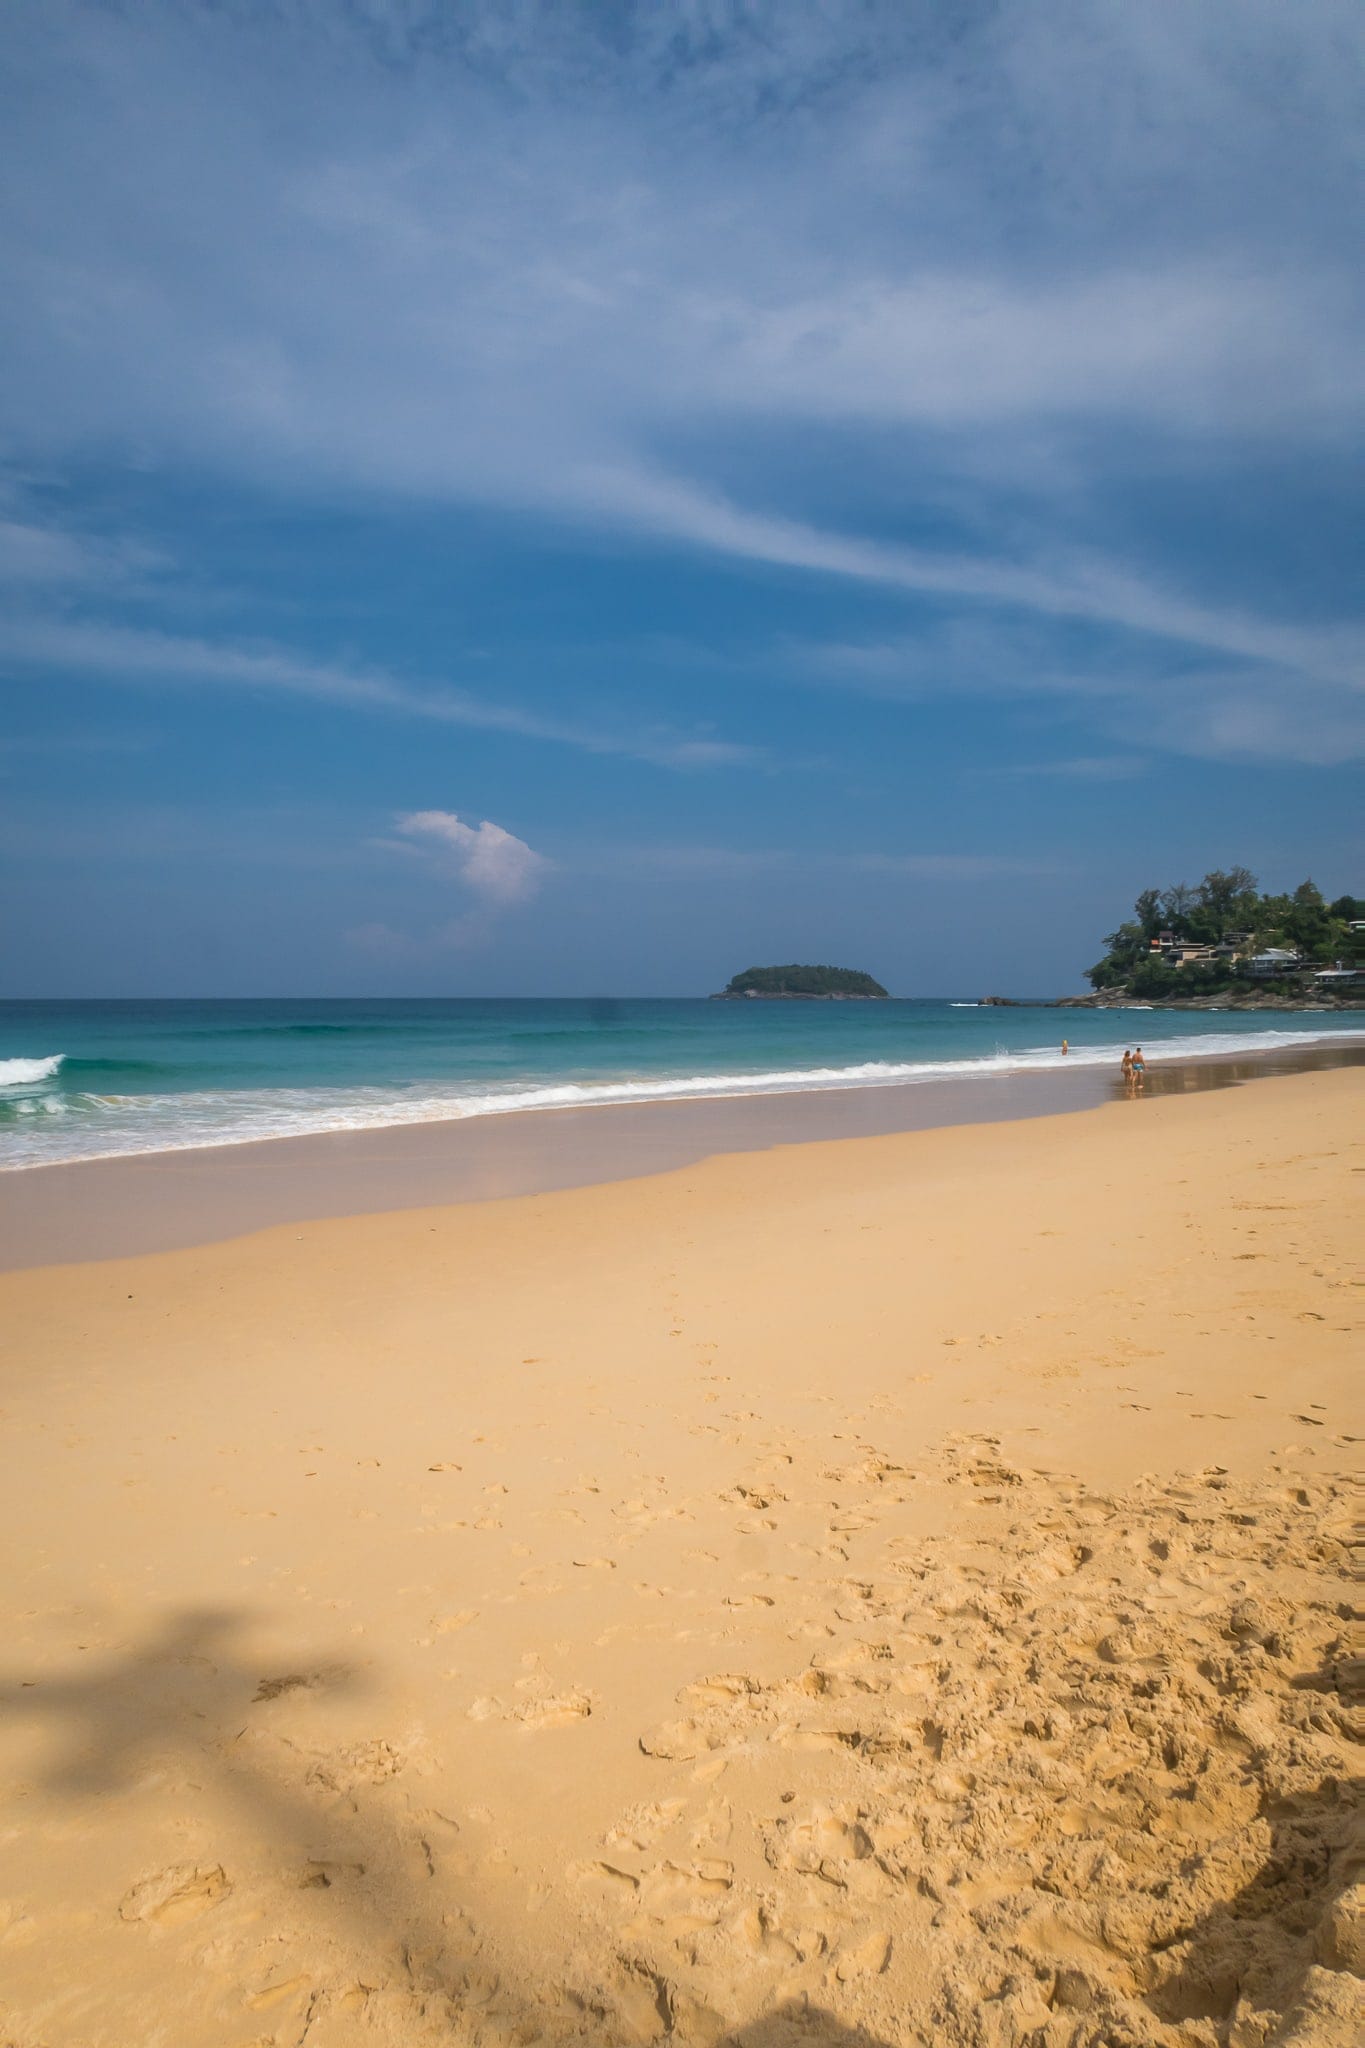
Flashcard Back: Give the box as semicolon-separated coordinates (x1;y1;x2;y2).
0;1064;1359;2047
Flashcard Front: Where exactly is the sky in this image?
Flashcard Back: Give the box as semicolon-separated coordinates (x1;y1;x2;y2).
1;0;1361;998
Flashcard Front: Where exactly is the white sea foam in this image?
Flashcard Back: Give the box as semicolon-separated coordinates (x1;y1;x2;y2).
0;1054;64;1087
0;1025;1357;1171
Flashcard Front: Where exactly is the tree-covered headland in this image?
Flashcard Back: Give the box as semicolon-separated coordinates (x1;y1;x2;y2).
1088;870;1362;999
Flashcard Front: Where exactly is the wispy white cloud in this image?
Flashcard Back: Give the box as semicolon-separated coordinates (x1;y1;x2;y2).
0;514;166;590
1162;684;1365;768
0;614;754;770
785;623;1365;767
674;266;1361;434
593;467;1364;690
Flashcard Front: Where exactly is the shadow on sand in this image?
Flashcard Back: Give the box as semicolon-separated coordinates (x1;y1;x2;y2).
8;1614;1358;2043
717;2015;894;2048
3;1608;902;2044
1141;1651;1362;2039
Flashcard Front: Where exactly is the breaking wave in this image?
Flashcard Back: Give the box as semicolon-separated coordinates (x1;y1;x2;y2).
0;1054;64;1088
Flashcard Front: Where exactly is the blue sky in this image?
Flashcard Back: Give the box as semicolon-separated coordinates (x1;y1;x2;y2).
1;1;1361;997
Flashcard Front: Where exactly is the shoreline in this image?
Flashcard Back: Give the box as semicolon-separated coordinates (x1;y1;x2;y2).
2;1038;1360;1270
1013;993;1362;1010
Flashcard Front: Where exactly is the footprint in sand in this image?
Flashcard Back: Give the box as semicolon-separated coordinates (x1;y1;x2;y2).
295;1857;366;1890
245;1973;312;2013
574;1857;639;1895
424;1609;479;1639
639;1718;733;1761
604;1798;687;1851
120;1863;230;1926
679;1673;762;1709
516;1691;593;1730
732;1902;805;1964
691;1797;733;1851
632;1856;734;1928
598;1961;675;2043
834;1928;892;1980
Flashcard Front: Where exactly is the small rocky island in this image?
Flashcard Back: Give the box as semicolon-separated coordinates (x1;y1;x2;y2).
712;964;889;1000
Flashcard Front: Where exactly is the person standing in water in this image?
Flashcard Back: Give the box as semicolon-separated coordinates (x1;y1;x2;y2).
1061;1038;1070;1055
1132;1045;1147;1087
1121;1048;1134;1088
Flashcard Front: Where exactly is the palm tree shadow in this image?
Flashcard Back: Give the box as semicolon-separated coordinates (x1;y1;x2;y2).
3;1612;907;2044
7;1607;350;1794
1;1609;500;2022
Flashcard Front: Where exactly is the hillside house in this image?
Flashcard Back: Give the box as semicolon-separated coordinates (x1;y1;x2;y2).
1148;930;1250;968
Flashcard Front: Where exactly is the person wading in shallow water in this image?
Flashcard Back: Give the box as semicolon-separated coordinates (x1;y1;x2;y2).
1061;1038;1070;1055
1132;1045;1147;1088
1121;1048;1134;1090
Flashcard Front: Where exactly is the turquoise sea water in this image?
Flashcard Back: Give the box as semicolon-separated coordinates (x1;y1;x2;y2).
0;998;1359;1171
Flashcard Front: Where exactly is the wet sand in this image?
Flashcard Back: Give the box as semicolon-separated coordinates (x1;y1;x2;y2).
1;1040;1359;1269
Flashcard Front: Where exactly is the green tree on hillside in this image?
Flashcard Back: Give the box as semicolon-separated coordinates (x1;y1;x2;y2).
1159;882;1199;926
1133;888;1163;938
1284;880;1330;955
1197;866;1258;934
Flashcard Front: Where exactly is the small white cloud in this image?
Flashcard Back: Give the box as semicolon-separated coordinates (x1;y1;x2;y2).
394;809;549;904
0;516;165;589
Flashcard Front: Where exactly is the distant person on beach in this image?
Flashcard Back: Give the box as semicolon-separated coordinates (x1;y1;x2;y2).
1061;1038;1069;1055
1132;1046;1147;1087
1121;1049;1134;1088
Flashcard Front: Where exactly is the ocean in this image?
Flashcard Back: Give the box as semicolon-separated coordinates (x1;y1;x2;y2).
1;997;1360;1173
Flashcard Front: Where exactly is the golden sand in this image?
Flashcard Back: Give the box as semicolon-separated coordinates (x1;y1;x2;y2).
0;1068;1360;2047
